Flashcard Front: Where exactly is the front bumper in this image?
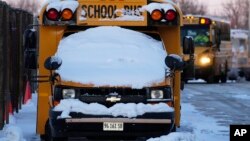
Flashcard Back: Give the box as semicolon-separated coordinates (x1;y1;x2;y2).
195;65;213;79
49;110;174;138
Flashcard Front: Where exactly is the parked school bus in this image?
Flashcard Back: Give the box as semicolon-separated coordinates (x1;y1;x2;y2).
25;0;194;140
230;29;250;81
181;15;232;83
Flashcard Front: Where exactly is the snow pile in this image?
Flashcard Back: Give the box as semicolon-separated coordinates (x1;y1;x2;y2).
141;3;176;14
0;94;38;141
0;126;26;141
147;132;196;141
55;26;167;88
180;103;228;141
46;0;79;12
54;99;173;118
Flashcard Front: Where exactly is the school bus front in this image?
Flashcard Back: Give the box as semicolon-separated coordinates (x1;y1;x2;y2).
37;0;184;140
182;15;231;83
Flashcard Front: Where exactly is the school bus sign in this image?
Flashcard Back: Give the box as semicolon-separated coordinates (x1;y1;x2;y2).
77;0;147;26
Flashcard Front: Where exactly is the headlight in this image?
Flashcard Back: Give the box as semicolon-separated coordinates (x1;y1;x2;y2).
62;89;76;99
200;56;211;65
150;90;164;99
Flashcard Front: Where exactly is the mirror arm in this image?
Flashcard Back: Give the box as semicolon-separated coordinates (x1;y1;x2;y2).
51;72;61;83
28;75;50;83
183;55;194;69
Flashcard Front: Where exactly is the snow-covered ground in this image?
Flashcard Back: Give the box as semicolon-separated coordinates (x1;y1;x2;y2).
0;94;39;141
2;81;248;141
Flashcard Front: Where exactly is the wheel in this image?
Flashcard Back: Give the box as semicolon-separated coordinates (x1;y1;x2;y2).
44;120;67;141
228;69;238;80
239;70;244;77
206;75;219;84
220;74;227;83
171;125;176;132
246;75;250;81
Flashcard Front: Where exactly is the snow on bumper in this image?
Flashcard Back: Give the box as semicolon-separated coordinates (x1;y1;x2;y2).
53;99;174;118
50;99;175;137
49;110;175;138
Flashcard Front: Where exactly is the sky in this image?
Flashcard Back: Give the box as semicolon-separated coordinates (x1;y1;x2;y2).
197;0;227;15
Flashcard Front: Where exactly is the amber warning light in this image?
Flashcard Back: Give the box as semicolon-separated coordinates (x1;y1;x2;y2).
199;18;211;25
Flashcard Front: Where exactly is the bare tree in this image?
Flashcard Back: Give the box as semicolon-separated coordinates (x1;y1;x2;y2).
222;0;249;29
2;0;40;15
173;0;207;15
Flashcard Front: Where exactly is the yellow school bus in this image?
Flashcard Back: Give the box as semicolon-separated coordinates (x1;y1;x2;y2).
28;0;193;140
182;15;232;83
230;29;250;81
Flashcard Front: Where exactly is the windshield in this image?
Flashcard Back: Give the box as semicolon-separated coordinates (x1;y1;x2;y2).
181;26;210;47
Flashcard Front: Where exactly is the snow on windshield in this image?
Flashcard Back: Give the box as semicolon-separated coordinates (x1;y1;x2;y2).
55;26;168;88
54;99;173;118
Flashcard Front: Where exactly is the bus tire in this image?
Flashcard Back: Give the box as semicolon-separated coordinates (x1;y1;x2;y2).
206;75;219;84
40;134;47;141
220;74;227;83
45;120;66;141
246;75;250;81
171;125;176;132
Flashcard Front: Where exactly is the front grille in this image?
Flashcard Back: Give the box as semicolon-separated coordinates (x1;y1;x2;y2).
54;86;172;107
79;95;146;105
79;87;147;96
79;88;147;105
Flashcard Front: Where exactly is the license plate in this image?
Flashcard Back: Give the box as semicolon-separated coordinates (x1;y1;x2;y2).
103;122;123;131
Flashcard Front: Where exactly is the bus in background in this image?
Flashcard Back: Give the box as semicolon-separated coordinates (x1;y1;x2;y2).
181;15;232;83
230;29;250;81
24;0;194;140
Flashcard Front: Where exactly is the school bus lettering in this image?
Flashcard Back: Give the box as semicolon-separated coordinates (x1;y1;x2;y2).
123;5;142;16
82;5;117;19
82;5;142;19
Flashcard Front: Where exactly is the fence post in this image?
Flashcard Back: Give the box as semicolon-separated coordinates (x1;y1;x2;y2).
10;9;19;114
15;9;22;110
0;1;6;129
3;2;11;125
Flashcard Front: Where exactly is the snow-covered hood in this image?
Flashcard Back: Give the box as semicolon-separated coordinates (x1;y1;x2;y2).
55;26;168;89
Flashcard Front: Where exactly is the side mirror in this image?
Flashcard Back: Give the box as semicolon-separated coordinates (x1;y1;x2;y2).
183;36;194;55
23;28;37;70
182;37;195;81
44;56;62;70
165;54;185;71
24;50;37;69
24;29;37;49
